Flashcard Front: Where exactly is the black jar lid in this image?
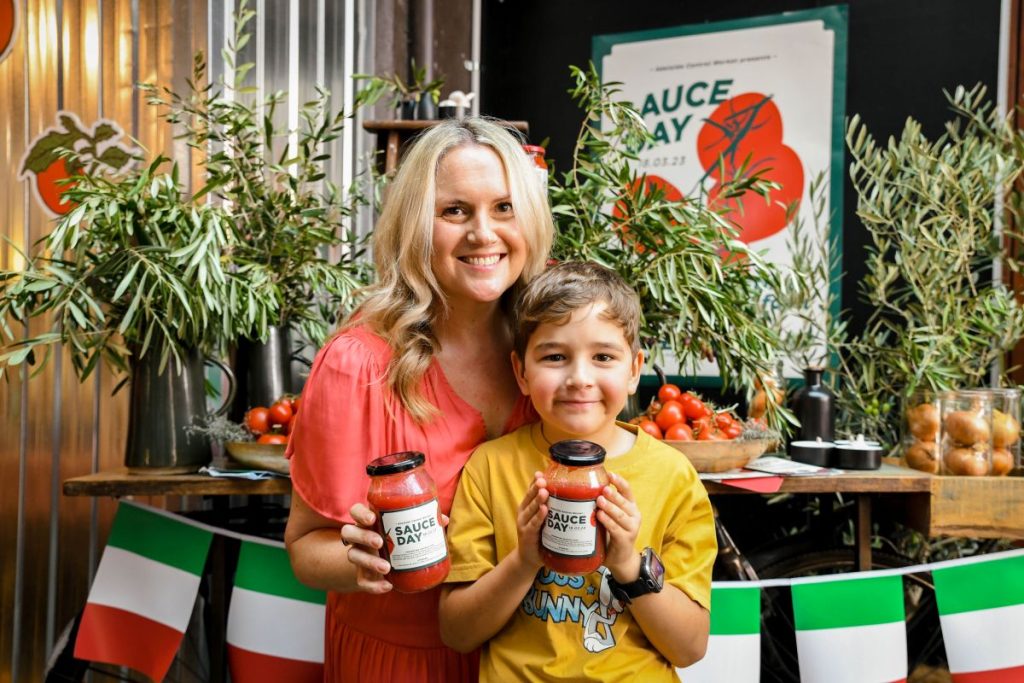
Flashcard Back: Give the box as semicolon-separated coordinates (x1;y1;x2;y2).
549;440;606;466
366;451;425;476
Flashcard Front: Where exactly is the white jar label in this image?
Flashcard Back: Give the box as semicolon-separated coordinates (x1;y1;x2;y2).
542;495;598;557
380;499;448;572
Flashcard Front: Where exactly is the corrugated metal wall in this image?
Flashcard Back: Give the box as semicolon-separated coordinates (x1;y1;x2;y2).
0;1;362;679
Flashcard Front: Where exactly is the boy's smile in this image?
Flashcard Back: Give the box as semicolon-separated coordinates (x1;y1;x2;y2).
512;303;642;452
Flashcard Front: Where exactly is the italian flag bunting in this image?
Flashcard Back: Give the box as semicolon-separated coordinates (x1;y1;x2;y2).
932;552;1024;682
791;574;908;683
678;583;761;682
74;502;213;681
227;539;327;682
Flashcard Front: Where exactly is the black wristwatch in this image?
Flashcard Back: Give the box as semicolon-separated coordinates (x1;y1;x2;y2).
608;547;665;605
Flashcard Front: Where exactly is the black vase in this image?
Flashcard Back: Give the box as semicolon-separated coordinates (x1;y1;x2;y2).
792;367;835;442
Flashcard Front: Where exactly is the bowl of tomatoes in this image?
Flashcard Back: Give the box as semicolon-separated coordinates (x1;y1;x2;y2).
224;440;289;474
630;383;776;473
224;394;300;474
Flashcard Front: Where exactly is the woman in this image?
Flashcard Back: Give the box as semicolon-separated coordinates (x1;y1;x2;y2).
284;118;554;681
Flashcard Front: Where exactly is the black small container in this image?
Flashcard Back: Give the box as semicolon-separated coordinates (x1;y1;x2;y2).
833;437;883;470
791;367;835;442
789;438;834;467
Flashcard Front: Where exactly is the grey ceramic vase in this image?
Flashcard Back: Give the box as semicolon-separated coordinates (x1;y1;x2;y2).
125;347;235;473
230;325;309;422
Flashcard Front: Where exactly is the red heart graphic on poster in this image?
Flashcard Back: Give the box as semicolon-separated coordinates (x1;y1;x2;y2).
611;174;685;253
707;143;804;245
0;1;15;64
697;92;783;178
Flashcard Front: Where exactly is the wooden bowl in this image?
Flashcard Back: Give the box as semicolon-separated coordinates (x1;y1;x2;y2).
224;441;289;475
664;438;773;473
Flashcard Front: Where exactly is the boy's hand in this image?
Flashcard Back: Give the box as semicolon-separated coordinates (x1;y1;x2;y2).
597;472;642;582
515;471;549;570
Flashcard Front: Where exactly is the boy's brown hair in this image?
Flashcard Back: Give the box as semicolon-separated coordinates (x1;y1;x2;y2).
512;261;642;358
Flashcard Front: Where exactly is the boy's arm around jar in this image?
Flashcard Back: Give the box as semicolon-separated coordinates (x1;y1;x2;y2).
600;472;713;668
438;471;550;652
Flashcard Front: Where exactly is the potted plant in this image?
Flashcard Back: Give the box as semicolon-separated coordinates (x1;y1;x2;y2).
769;84;1024;447
142;2;376;417
0;154;273;470
550;64;789;427
839;84;1024;445
355;58;445;120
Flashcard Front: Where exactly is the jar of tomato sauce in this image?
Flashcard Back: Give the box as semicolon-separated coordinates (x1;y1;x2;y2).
365;451;450;593
540;440;609;575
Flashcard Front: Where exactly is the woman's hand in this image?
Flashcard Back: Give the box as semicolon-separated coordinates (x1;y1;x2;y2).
597;472;643;582
514;471;549;570
340;503;395;594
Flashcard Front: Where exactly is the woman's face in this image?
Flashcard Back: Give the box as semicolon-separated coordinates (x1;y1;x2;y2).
431;144;527;309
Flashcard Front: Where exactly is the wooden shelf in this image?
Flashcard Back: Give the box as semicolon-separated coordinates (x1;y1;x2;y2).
362;119;530;175
63;468;291;497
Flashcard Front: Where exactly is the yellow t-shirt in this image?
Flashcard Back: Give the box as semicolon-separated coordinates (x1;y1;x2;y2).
446;422;717;682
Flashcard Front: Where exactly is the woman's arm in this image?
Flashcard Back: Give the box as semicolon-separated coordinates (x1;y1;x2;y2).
284;494;393;594
438;473;548;651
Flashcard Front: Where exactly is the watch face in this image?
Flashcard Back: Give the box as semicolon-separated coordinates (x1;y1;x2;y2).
645;549;666;589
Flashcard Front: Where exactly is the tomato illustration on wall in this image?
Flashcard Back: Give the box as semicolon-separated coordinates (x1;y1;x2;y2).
697;92;804;245
19;112;136;217
0;0;16;65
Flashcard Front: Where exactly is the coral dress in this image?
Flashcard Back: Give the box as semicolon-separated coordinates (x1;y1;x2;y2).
286;324;536;682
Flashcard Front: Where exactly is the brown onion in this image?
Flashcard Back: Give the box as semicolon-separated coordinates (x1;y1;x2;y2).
992;410;1020;448
944;447;989;475
906;403;940;441
904;441;938;474
992;447;1013;476
943;410;989;445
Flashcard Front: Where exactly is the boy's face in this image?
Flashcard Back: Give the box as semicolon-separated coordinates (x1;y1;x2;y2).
512;302;642;447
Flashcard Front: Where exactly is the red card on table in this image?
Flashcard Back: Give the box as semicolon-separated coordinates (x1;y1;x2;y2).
719;476;784;493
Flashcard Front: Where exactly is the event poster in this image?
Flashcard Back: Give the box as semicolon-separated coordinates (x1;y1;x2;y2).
594;8;847;380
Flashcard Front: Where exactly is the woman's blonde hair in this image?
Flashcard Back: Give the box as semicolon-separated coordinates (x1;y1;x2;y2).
349;117;554;422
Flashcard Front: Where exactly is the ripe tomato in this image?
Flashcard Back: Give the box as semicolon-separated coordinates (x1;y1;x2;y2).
664;422;694;441
292;396;301;414
245;407;270;435
285;414;298;436
723;422;744;440
697;427;726;441
714;412;737;430
257;433;288;445
657;383;682;403
638;419;663;440
655;400;686;432
680;393;710;421
268;400;294;426
690;415;713;437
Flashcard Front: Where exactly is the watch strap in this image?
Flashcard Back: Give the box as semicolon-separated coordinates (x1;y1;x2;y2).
607;548;663;604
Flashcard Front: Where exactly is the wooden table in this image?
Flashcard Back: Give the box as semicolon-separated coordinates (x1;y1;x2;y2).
64;463;1024;575
362;119;531;175
705;463;934;572
65;463;935;573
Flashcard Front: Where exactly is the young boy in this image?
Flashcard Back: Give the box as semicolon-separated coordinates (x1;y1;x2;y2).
439;261;716;682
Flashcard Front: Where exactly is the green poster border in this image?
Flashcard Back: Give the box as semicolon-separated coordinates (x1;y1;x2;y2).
592;6;849;388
